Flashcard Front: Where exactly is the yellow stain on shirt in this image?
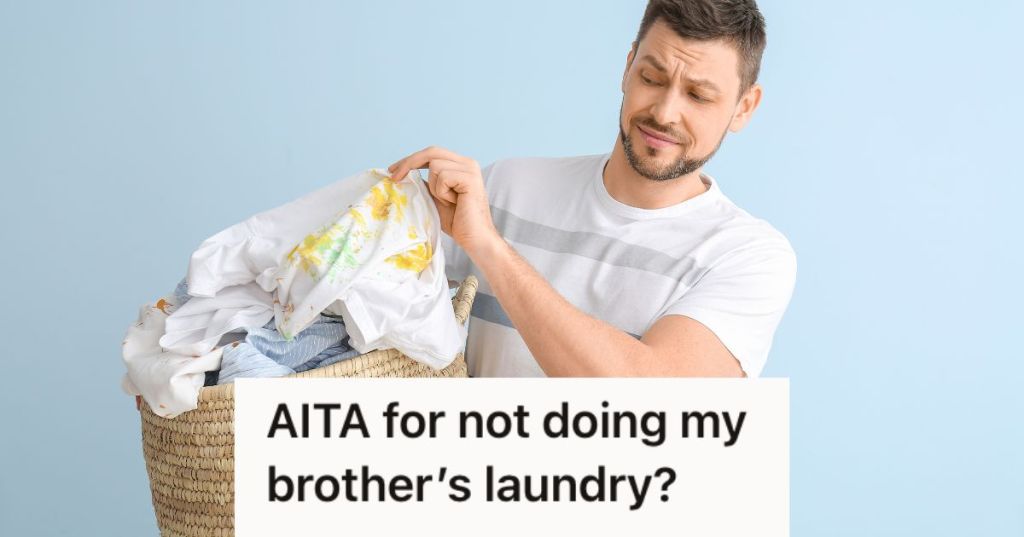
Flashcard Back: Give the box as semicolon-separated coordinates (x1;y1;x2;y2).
285;176;419;281
370;168;395;182
287;212;365;275
286;233;327;275
385;241;432;273
349;207;366;227
367;181;408;222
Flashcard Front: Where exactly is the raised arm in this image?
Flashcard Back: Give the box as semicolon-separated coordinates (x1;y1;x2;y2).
388;146;744;377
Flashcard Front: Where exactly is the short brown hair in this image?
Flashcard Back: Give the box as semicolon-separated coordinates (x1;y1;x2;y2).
634;0;767;94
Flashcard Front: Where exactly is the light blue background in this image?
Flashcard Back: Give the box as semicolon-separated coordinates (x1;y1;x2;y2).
1;1;1021;535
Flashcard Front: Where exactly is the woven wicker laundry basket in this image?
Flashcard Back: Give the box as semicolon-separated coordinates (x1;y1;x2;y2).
137;276;478;537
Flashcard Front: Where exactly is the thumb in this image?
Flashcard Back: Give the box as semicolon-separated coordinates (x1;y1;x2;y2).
434;195;456;235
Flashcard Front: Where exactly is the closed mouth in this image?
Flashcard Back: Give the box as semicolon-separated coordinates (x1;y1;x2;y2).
636;124;680;145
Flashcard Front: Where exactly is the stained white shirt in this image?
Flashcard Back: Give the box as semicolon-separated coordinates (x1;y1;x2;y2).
123;168;464;417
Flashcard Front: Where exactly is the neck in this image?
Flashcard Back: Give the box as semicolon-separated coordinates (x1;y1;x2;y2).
603;136;709;209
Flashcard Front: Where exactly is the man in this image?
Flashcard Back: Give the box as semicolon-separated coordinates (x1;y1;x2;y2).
388;0;796;378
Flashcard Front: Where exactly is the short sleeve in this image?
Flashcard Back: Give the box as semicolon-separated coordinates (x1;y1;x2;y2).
660;240;797;377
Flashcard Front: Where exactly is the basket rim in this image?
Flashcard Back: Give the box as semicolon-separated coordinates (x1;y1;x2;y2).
195;275;478;402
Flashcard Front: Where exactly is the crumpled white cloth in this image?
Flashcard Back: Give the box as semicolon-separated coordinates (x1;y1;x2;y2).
122;168;466;418
275;170;461;368
120;294;224;418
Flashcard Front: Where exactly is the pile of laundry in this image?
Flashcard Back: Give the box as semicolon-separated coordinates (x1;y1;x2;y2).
121;168;465;418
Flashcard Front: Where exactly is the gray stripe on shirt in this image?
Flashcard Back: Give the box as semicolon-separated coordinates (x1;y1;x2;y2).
472;291;642;339
490;206;700;284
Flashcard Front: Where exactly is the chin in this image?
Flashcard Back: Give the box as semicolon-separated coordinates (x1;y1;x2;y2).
639;139;685;161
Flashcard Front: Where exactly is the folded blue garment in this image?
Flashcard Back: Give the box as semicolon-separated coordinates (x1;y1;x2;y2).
170;278;360;385
216;316;361;384
296;343;362;372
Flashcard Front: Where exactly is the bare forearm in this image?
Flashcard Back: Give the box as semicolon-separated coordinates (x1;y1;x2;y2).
469;236;654;376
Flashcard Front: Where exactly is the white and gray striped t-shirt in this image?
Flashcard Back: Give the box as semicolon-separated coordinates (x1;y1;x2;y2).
442;152;797;377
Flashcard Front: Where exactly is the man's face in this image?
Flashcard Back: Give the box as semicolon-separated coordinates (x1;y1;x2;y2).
619;19;757;182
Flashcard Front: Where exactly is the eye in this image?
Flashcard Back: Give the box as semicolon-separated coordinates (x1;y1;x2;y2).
689;91;710;103
640;74;658;86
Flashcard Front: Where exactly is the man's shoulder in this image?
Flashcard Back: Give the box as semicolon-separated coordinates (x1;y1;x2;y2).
703;200;798;278
715;201;792;245
681;177;797;270
483;153;606;186
479;153;607;213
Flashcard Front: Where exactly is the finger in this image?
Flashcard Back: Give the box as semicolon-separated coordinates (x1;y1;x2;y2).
426;160;463;199
428;176;455;208
412;145;473;166
426;168;452;205
417;160;459;200
429;168;462;205
433;169;474;206
426;169;443;204
392;156;458;184
388;146;473;180
388;163;408;183
434;197;456;236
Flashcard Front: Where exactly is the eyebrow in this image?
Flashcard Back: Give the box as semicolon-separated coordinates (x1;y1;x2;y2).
639;54;722;94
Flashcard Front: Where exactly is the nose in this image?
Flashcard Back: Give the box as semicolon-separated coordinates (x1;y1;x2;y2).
648;91;684;131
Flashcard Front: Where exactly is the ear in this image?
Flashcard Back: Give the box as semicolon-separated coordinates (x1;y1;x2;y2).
622;42;637;94
728;83;762;133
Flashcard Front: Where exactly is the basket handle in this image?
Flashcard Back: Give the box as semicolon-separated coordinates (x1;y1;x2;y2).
451;275;478;326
